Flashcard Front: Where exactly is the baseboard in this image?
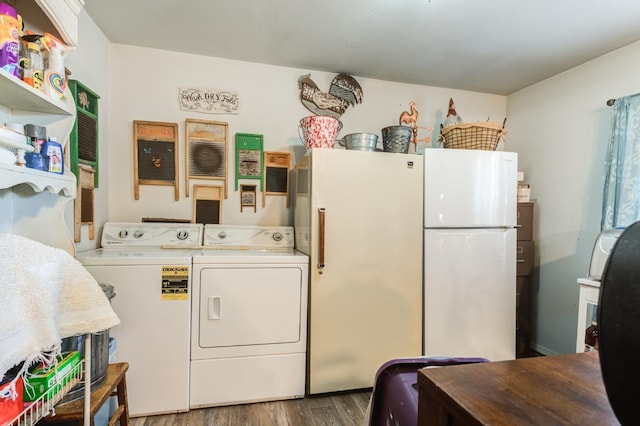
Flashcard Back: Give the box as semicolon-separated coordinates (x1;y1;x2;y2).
531;343;561;356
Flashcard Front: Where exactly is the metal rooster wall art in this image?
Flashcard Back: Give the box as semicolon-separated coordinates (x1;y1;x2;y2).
298;73;363;119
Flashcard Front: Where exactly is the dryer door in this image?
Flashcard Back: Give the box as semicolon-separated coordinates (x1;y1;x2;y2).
197;266;303;348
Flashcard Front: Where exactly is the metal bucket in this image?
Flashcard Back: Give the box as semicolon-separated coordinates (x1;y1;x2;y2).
342;133;378;151
59;283;115;404
381;126;412;153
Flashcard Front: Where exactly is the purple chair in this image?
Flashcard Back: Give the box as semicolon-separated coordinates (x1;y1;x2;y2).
366;356;489;426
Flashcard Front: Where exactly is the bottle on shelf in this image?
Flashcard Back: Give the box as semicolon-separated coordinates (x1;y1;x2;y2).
23;41;43;90
24;123;46;171
43;136;63;174
17;15;28;82
0;2;20;78
25;138;45;171
42;33;68;102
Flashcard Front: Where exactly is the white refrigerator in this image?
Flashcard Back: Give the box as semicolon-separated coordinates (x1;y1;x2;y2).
294;148;424;395
423;149;517;361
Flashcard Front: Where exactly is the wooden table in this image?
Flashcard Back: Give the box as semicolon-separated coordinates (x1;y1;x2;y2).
417;352;619;425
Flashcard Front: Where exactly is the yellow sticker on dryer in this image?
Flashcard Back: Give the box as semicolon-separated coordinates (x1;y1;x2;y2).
161;266;189;300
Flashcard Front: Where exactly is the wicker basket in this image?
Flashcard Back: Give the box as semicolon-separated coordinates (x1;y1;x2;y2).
439;121;507;151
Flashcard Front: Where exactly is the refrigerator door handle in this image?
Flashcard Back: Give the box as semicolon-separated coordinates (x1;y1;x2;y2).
318;207;326;269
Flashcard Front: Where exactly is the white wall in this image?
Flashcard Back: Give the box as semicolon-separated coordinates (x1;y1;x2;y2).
106;44;506;225
506;40;640;354
66;11;640;356
64;9;111;252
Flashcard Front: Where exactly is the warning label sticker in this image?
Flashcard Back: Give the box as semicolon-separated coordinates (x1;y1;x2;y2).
161;266;189;300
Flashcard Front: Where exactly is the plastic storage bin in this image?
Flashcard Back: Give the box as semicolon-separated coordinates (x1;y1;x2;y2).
366;356;489;426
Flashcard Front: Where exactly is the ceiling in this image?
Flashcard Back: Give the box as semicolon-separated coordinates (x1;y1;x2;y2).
84;0;640;95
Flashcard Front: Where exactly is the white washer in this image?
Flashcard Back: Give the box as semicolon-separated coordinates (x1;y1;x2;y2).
190;225;309;408
76;222;203;417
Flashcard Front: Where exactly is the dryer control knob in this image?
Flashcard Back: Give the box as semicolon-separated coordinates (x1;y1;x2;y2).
218;231;227;239
119;230;128;238
134;230;144;239
177;230;189;240
273;232;283;241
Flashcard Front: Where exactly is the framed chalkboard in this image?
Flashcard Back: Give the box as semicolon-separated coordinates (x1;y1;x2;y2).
133;121;179;200
192;185;223;224
262;151;290;207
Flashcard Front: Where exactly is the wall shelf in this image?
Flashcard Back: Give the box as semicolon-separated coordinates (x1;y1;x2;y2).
0;163;76;197
0;68;74;115
0;10;78;256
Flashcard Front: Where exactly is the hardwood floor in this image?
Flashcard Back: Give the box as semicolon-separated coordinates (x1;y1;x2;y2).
129;390;372;426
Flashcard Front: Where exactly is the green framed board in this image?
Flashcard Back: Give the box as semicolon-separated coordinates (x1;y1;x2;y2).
69;80;100;188
235;133;264;190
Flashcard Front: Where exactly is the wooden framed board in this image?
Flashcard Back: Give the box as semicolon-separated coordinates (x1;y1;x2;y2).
74;164;95;242
263;151;290;207
192;184;223;224
240;184;257;212
133;120;179;200
185;119;228;198
235;133;264;190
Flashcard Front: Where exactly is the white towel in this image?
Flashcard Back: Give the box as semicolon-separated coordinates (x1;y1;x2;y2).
0;233;120;381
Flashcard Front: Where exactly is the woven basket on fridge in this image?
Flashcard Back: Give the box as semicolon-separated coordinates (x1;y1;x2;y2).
438;120;507;151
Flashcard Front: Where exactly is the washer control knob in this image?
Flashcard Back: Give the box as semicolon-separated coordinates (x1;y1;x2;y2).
119;230;128;238
273;232;283;242
177;230;189;240
218;231;227;239
134;230;144;239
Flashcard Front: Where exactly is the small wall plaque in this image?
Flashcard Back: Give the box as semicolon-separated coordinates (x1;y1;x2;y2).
179;88;239;114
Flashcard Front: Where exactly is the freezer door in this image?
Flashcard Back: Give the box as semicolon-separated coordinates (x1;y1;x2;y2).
424;228;516;361
423;149;517;228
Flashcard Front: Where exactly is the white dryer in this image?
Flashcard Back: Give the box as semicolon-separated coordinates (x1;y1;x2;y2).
76;222;203;417
190;225;309;408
